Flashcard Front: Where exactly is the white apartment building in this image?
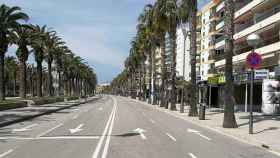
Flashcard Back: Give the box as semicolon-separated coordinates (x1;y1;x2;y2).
198;2;217;81
176;25;191;81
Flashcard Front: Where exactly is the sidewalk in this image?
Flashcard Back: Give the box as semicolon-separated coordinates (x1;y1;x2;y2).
0;97;100;127
132;98;280;155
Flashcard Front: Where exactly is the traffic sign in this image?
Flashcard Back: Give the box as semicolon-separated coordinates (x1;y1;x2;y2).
246;51;261;69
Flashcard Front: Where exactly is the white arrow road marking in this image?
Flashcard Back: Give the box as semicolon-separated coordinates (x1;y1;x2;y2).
92;96;117;158
0;149;13;158
166;133;176;141
37;123;63;137
187;128;211;141
133;128;147;140
188;153;197;158
12;124;38;132
69;124;84;134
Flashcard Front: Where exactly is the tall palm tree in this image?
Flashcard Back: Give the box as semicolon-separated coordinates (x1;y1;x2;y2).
179;0;198;116
0;4;29;100
153;0;169;108
30;25;47;97
44;31;64;97
10;24;35;98
138;4;155;104
223;0;237;128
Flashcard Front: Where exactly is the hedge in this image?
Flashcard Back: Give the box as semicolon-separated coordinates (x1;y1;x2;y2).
0;100;27;111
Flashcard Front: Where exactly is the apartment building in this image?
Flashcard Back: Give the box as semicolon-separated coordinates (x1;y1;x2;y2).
176;24;191;81
205;0;280;112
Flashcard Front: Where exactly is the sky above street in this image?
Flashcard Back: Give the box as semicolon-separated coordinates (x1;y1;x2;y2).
1;0;209;83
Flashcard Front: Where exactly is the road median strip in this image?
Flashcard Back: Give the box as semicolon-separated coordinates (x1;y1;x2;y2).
0;97;100;128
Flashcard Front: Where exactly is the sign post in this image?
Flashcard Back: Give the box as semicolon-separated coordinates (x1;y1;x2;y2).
246;51;262;134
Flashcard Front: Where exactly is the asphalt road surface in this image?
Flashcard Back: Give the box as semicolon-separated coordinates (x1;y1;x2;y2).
0;95;279;158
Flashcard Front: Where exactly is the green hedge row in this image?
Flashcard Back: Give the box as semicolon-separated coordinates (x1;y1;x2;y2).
31;97;65;105
0;100;27;111
66;96;79;101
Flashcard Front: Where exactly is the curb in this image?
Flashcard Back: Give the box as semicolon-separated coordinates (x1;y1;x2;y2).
0;97;101;128
129;97;280;157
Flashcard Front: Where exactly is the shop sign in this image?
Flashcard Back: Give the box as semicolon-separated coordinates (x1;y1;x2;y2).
234;72;249;82
254;69;268;80
208;76;219;84
218;75;225;84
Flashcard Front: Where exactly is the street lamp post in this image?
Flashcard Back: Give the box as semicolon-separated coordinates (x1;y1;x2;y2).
246;33;261;134
180;28;188;113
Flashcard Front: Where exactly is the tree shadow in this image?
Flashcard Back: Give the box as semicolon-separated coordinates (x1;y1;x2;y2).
254;127;279;134
238;115;280;127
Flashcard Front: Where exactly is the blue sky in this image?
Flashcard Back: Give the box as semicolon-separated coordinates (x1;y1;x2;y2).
1;0;209;83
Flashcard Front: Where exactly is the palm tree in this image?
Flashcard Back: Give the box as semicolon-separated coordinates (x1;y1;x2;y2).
0;4;29;100
223;0;237;128
10;24;35;98
179;0;198;116
30;25;48;97
138;4;155;104
153;0;169;108
44;31;65;97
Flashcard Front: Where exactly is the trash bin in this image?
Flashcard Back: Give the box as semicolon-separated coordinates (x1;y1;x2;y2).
199;104;206;120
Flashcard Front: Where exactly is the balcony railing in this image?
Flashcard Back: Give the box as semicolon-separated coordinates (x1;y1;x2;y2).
235;0;252;12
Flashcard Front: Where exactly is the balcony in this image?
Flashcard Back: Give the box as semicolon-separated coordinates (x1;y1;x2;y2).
215;36;225;49
215;41;280;67
216;1;224;13
216;21;224;31
235;0;264;19
234;8;280;40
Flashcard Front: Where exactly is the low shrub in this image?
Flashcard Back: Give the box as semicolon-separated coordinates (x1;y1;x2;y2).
0;100;27;111
31;97;64;105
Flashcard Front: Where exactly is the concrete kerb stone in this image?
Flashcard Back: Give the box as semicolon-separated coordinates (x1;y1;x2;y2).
0;96;101;128
127;97;280;157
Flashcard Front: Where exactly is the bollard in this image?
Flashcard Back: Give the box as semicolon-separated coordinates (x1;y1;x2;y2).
199;104;206;120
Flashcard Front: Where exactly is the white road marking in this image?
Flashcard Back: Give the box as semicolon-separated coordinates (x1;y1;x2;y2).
0;136;99;140
98;107;103;111
69;124;84;134
101;98;117;158
73;114;79;119
92;96;116;158
0;149;13;158
149;119;155;124
197;133;211;141
187;128;211;141
165;133;176;141
37;136;100;140
188;153;197;158
133;128;147;140
37;123;63;137
12;124;38;132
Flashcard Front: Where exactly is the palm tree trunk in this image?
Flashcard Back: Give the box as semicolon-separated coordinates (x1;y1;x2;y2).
19;59;27;98
58;70;62;96
37;62;43;97
13;71;16;96
188;1;198;116
223;0;238;128
170;30;177;111
0;53;5;100
148;53;152;104
152;50;157;105
160;35;167;107
47;59;53;97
